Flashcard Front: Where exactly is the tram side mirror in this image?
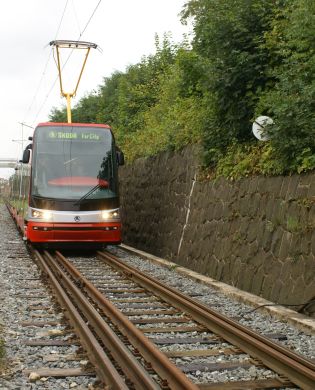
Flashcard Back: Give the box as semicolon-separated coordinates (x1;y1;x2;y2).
22;148;30;164
116;150;125;166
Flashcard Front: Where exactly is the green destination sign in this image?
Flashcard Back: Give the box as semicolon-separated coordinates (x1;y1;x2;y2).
48;131;100;141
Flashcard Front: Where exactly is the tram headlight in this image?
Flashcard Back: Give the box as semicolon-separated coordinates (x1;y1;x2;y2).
42;210;53;220
101;209;120;220
31;209;52;220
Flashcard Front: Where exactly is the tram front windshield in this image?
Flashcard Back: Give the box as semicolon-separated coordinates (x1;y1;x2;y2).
32;126;118;201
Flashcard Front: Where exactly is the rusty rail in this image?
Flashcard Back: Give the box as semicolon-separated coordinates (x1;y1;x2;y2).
98;250;315;390
33;249;128;389
54;250;198;390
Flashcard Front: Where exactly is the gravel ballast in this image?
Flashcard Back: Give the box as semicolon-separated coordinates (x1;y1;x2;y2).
0;205;98;389
107;245;315;361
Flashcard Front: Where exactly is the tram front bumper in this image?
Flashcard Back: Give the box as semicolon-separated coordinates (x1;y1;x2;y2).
26;221;121;243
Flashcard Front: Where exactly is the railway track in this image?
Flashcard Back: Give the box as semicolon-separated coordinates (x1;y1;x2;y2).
0;238;97;388
28;248;315;389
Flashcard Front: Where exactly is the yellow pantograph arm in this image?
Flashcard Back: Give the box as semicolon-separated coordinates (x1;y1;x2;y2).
50;40;98;123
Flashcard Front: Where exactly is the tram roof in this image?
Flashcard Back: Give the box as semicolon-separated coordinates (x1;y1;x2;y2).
36;122;111;129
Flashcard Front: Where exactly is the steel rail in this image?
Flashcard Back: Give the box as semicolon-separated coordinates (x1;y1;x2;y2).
43;251;162;390
98;250;315;390
54;250;199;390
32;250;128;389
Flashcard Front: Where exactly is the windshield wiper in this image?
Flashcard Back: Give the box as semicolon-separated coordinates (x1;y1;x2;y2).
74;183;101;205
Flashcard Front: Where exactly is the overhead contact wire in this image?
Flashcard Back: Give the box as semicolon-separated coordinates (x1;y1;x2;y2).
79;0;102;38
32;0;103;125
71;0;82;36
24;0;70;124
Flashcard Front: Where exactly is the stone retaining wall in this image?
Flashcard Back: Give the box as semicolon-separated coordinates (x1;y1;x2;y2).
119;146;315;305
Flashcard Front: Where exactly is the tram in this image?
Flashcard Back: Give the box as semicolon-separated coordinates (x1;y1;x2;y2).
6;40;125;246
7;122;124;246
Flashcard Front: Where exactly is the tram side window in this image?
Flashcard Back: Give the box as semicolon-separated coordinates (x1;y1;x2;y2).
24;167;30;202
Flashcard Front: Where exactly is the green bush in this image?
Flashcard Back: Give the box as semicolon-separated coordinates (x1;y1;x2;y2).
215;142;284;180
257;0;315;173
182;0;278;165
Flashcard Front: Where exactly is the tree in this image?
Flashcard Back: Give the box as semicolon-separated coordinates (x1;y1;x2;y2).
257;0;315;172
49;106;67;122
182;0;278;165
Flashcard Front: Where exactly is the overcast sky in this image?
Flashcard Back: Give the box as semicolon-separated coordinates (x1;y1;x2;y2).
0;0;190;178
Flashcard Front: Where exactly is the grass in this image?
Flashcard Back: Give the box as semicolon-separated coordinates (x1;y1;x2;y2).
168;263;179;271
286;216;302;233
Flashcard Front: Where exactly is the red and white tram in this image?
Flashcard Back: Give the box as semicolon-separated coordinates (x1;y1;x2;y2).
7;122;124;247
